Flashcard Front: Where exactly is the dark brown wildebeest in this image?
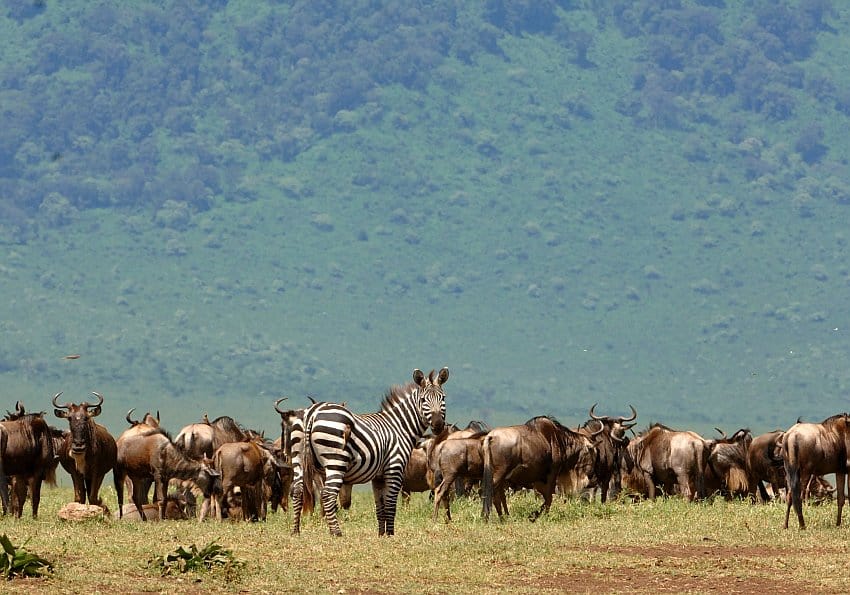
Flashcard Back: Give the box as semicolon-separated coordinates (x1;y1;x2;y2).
174;415;247;460
0;401;56;518
0;425;9;514
115;427;219;521
747;429;786;503
114;407;162;505
52;391;118;509
581;404;637;502
622;423;708;501
430;430;487;521
481;416;593;521
780;413;850;529
705;427;752;499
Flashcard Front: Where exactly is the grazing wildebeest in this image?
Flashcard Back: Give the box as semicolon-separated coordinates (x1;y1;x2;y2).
622;423;708;501
52;391;118;509
429;429;487;521
581;404;638;502
115;427;219;521
297;367;448;536
481;416;593;521
780;413;850;529
748;429;786;503
705;427;752;499
0;401;56;517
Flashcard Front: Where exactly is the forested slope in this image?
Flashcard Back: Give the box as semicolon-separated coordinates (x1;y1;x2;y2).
1;1;849;435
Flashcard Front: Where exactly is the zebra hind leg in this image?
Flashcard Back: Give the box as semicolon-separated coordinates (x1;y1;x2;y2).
290;479;303;535
322;480;344;537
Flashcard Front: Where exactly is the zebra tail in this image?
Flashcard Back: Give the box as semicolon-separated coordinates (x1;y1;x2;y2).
300;422;317;516
481;436;494;520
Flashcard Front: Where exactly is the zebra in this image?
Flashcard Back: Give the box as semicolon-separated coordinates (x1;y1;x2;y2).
294;367;448;536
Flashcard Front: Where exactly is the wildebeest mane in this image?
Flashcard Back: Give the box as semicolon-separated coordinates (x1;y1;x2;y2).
142;426;173;441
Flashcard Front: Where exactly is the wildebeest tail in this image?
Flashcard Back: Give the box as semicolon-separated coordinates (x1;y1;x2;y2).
481;435;494;520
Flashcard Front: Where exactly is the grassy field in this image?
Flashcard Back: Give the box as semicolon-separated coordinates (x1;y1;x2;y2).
1;486;849;594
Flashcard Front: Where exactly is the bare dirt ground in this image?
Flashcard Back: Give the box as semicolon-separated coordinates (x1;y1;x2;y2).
522;544;844;594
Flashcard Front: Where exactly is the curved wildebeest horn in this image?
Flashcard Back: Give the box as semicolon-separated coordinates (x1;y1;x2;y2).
590;419;605;437
274;397;289;414
588;403;604;421
126;408;137;425
714;427;727;439
89;391;104;407
617;405;638;423
51;391;67;409
15;400;25;415
307;396;318;404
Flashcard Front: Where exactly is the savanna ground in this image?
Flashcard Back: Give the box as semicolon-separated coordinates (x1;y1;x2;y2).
1;486;848;594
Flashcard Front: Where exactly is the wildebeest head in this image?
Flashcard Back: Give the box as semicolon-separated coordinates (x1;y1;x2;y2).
413;367;449;434
53;391;103;457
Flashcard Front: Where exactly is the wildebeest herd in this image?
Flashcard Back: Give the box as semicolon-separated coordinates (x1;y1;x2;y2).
0;366;847;534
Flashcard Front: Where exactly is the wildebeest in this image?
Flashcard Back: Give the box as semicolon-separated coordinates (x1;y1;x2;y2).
211;439;278;521
622;423;708;501
481;415;594;521
52;391;118;509
747;429;786;503
581;404;637;502
115;427;219;521
705;427;752;499
174;414;248;460
401;438;433;504
780;413;850;529
0;401;56;517
113;492;190;521
429;429;487;521
0;424;8;514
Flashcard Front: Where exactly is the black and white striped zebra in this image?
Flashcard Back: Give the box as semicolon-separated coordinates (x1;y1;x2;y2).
294;367;448;536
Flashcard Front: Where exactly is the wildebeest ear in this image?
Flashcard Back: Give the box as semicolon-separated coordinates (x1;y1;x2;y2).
413;369;425;386
54;408;69;419
437;367;449;384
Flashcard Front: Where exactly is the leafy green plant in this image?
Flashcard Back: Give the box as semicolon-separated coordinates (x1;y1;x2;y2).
151;541;244;577
0;534;53;579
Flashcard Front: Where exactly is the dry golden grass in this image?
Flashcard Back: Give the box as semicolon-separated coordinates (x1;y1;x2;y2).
1;486;849;594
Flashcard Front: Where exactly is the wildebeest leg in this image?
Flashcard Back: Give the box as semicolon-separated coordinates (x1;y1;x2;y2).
12;478;27;518
30;475;44;518
87;473;106;508
432;472;455;522
70;471;86;504
784;462;803;529
372;477;387;535
836;471;846;526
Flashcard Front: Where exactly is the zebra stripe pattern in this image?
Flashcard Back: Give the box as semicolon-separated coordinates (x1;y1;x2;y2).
294;367;448;536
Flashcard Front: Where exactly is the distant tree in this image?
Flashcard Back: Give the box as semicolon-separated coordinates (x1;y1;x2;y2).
794;123;827;164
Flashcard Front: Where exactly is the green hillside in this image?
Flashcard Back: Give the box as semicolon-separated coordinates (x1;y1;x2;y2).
1;1;849;437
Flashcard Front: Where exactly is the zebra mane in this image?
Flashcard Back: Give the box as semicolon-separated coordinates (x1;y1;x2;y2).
379;382;418;413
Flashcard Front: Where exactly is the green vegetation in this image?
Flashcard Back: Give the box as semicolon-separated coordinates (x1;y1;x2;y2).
0;534;53;580
150;540;244;578
2;486;850;593
1;2;850;436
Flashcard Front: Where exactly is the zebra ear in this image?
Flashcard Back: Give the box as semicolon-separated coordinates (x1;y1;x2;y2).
413;369;425;386
437;367;449;385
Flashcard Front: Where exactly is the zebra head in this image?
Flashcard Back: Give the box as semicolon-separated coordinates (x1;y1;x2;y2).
412;367;448;434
